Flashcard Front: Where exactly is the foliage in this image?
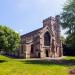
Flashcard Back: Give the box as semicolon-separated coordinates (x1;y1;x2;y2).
61;0;75;35
61;0;75;50
60;36;65;44
65;32;75;49
0;25;20;52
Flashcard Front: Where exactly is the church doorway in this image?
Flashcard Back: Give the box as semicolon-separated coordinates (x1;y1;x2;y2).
38;52;40;58
30;44;34;58
46;49;49;57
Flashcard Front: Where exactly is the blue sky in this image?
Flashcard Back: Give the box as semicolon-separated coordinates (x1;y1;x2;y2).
0;0;66;36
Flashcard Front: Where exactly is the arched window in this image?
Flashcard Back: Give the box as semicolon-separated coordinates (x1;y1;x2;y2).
44;32;51;46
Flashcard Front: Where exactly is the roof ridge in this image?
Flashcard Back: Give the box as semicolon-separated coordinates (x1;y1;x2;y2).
21;27;43;37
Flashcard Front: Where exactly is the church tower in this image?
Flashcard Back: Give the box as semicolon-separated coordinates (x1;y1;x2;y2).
55;15;63;57
43;15;63;57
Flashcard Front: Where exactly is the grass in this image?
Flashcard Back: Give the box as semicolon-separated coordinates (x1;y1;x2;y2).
0;55;75;75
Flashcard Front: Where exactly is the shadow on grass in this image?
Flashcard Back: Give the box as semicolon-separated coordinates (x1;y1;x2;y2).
21;59;75;67
0;60;7;63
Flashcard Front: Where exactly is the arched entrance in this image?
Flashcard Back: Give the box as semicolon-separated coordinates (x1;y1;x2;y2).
30;44;34;58
46;49;49;57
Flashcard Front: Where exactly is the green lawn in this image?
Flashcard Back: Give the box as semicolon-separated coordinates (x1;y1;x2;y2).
0;55;75;75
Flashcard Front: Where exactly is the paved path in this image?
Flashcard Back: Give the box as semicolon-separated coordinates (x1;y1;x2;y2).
23;56;65;61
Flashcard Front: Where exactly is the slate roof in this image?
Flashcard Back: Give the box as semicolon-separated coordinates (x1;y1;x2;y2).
21;27;43;38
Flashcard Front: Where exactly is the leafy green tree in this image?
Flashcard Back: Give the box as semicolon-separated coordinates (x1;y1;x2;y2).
65;32;75;49
60;36;65;44
61;0;75;35
0;25;20;53
61;0;75;50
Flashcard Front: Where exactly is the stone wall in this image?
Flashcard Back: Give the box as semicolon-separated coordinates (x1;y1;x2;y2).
20;15;63;58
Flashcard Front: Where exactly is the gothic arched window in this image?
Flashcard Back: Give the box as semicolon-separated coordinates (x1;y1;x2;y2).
44;32;51;46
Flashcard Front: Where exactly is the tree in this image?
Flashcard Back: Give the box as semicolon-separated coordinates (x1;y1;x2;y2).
61;0;75;35
60;36;65;44
65;32;75;50
0;25;20;54
61;0;75;50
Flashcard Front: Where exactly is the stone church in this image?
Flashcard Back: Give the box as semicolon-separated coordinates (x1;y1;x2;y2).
19;15;63;58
